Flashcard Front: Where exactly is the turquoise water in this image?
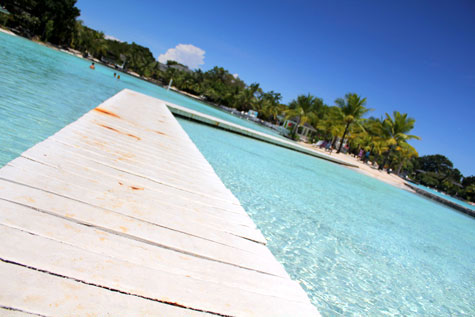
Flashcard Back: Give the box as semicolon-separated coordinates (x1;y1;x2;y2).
178;119;475;316
411;183;475;212
1;32;474;315
0;32;282;166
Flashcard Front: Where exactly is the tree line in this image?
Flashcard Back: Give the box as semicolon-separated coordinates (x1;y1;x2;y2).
1;0;473;202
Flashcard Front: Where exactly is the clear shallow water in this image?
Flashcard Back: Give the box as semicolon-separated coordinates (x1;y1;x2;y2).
411;183;475;211
178;119;475;316
0;32;282;166
1;32;474;316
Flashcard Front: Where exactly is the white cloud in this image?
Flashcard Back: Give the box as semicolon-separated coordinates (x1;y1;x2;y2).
104;34;122;42
158;44;205;69
233;73;239;79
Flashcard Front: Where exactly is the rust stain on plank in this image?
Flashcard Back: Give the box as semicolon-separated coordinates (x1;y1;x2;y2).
97;124;141;141
94;108;121;118
127;133;141;141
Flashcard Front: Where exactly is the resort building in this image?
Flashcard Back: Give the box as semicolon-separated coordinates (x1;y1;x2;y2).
282;119;317;141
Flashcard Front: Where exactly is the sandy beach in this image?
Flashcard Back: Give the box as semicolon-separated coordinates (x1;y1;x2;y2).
0;27;15;36
298;142;412;191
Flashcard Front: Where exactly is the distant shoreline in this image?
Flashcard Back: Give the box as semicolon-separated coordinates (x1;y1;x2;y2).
0;26;15;36
3;27;473;211
0;26;221;108
298;142;475;216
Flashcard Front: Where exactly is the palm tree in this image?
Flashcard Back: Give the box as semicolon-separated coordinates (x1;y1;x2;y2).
316;106;344;147
260;102;285;123
394;142;418;174
234;83;261;111
258;91;284;123
285;94;324;137
359;117;385;155
334;93;372;153
378;111;421;170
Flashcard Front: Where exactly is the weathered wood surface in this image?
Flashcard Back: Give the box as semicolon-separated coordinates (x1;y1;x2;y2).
0;89;319;316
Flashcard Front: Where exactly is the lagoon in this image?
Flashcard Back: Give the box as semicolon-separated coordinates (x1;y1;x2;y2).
1;32;474;316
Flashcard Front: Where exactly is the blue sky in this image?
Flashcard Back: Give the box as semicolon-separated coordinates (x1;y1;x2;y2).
76;0;475;176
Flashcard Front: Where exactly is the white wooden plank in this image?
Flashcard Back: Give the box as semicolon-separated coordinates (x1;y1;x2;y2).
81;111;211;157
0;308;38;317
49;134;240;205
19;146;255;228
0;262;210;316
2;158;263;245
0;199;308;302
0;225;319;316
14;151;265;242
23;138;249;216
0;162;270;257
58;122;219;178
0;179;286;277
0;89;319;316
62;102;240;203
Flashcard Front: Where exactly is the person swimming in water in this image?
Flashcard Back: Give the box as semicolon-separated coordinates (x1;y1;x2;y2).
113;72;116;78
117;75;120;79
89;62;95;70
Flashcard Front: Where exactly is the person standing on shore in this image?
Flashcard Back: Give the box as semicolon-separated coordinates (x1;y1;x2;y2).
358;149;364;160
364;150;370;163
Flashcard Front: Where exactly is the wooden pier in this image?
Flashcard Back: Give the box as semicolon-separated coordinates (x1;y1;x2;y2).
0;89;319;316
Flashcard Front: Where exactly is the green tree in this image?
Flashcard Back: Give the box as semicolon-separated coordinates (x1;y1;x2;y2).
379;111;420;170
414;154;454;175
316;106;344;146
394;142;418;174
4;0;80;44
256;91;283;122
334;93;371;153
285;94;324;137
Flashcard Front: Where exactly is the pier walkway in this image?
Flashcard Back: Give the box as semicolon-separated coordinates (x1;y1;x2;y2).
0;89;319;316
166;101;358;168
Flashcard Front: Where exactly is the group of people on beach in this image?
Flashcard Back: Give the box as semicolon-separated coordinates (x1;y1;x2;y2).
316;140;371;163
318;140;334;154
89;62;120;79
358;148;371;164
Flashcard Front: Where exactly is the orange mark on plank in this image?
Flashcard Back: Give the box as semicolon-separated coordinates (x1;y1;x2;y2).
98;124;120;133
94;107;120;118
119;226;128;233
159;299;188;309
154;130;167;136
98;124;141;140
127;133;141;140
130;186;144;191
99;237;106;241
